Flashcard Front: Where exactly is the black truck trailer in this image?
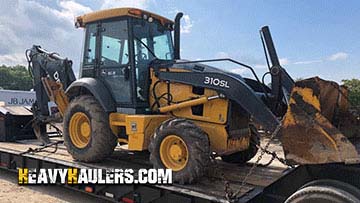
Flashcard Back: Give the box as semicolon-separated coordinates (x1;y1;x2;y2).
1;136;360;203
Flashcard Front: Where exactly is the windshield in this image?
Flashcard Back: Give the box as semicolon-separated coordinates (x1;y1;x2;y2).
132;18;174;104
133;19;174;60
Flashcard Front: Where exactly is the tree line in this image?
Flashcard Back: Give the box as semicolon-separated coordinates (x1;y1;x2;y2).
0;65;32;91
342;79;360;107
0;64;359;106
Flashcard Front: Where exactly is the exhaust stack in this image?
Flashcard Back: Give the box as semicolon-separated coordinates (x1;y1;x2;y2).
174;12;183;60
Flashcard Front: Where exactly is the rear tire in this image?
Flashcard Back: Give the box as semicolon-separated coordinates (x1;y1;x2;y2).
221;125;259;164
63;95;117;162
149;118;210;184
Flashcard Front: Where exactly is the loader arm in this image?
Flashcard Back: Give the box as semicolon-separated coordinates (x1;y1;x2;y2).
261;26;294;112
151;26;296;133
153;65;280;132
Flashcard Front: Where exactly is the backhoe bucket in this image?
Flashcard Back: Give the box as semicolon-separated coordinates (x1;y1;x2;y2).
280;77;360;165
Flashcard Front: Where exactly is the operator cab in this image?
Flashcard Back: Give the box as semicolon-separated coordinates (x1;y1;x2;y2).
76;8;175;113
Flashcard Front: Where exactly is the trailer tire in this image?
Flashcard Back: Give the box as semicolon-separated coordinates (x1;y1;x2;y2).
221;125;259;164
285;184;360;203
300;179;360;200
63;95;117;162
149;118;210;184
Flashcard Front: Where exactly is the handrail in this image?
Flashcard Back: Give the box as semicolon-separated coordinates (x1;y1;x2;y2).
157;58;269;95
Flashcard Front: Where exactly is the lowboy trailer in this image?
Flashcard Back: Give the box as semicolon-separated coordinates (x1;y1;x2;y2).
1;137;360;203
1;7;360;203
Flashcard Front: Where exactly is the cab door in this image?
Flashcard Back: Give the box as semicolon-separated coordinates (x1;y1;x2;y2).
98;19;133;105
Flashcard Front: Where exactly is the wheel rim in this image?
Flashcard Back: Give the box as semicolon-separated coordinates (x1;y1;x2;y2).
69;112;91;148
160;135;189;171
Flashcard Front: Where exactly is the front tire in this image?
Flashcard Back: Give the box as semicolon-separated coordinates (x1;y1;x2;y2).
149;118;210;184
63;95;117;162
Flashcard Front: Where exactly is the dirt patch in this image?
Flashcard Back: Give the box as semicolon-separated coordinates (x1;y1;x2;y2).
0;170;109;203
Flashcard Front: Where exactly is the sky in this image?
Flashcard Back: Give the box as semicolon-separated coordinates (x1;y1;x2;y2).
0;0;359;83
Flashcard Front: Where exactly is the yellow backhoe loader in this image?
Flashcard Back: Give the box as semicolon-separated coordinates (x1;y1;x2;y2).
21;8;359;184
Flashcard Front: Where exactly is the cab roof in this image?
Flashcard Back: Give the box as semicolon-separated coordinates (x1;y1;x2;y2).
76;7;174;28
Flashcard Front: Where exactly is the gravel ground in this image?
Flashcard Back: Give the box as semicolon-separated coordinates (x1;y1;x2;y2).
0;170;111;203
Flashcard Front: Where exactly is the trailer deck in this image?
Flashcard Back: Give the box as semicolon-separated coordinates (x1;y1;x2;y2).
0;137;290;202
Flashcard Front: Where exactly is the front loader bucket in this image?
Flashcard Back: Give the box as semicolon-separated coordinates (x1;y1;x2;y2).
280;77;360;165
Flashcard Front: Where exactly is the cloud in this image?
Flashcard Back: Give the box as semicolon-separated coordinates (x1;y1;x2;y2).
293;59;323;65
279;58;290;65
290;52;348;67
215;51;230;58
259;52;348;68
328;52;349;61
0;0;91;74
0;53;26;66
59;1;92;19
101;0;149;9
254;64;268;69
230;68;246;75
181;14;193;34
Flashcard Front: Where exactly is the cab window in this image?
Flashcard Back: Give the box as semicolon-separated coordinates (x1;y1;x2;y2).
133;19;174;103
83;23;97;64
100;20;129;67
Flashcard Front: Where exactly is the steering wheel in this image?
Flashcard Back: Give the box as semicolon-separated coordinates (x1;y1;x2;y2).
135;53;147;64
